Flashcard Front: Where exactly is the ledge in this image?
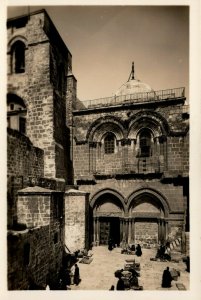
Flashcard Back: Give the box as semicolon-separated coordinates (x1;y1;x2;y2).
18;186;56;195
65;188;89;196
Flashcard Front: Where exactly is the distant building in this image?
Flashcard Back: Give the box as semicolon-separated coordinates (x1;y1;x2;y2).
7;10;189;290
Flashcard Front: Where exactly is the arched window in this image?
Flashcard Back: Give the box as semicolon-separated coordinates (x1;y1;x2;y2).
11;41;25;73
139;130;151;157
104;133;115;154
7;94;27;134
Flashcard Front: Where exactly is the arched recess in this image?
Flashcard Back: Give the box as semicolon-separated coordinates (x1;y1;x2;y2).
86;116;126;142
90;188;126;212
87;117;125;174
8;36;27;74
90;189;126;246
127;112;169;172
127;188;170;217
127;188;170;247
128;111;170;138
7;93;27;134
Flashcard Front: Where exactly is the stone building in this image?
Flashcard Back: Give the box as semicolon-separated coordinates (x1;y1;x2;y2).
73;63;189;249
7;10;89;290
6;9;189;290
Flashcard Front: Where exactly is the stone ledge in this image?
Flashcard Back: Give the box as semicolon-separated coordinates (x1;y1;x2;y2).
18;185;56;195
65;188;89;196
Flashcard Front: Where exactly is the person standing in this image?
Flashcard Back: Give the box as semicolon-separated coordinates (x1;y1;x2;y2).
74;264;80;286
161;267;172;288
116;275;125;290
108;238;113;251
135;244;142;257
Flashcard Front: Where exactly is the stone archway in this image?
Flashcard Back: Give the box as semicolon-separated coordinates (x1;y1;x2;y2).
128;189;169;248
91;190;125;246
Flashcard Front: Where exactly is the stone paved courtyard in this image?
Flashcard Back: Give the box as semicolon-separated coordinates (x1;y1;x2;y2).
70;246;189;291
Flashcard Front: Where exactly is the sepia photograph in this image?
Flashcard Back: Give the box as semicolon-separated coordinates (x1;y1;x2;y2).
2;1;201;299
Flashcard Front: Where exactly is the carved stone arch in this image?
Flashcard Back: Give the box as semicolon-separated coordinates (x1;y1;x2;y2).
127;188;170;218
90;188;127;213
7;35;28;53
7;93;27;109
128;111;170;139
86;116;126;142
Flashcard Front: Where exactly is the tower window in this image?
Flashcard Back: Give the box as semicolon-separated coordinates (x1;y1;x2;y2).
11;41;25;74
19;117;26;134
104;133;115;154
139;130;151;157
23;243;30;266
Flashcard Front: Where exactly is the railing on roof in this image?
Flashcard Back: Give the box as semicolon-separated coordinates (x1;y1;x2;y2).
80;87;185;110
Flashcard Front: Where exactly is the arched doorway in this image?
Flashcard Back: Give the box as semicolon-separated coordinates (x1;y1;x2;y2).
128;190;169;248
92;191;125;246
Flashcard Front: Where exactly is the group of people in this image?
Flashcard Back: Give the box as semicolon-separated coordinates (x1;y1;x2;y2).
45;264;81;290
156;243;171;261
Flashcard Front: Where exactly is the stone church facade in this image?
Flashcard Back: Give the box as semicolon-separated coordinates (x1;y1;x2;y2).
7;10;189;290
73;63;189;249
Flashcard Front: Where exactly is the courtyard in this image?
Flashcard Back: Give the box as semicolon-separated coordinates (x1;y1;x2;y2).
70;246;189;291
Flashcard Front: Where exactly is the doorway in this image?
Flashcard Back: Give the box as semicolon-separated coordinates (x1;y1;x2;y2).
99;217;120;246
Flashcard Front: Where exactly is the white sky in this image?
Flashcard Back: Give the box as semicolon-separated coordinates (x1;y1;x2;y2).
7;5;189;101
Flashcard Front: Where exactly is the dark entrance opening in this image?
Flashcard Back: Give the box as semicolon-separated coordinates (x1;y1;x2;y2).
99;217;120;246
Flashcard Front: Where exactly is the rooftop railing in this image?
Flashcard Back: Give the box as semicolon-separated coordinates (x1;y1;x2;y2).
79;87;185;110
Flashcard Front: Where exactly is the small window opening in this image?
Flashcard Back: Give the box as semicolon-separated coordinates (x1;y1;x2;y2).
23;243;30;266
104;133;115;154
139;130;151;157
12;41;25;74
54;232;58;244
19;117;26;134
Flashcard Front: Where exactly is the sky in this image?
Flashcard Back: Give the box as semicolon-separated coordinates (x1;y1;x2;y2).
7;5;189;101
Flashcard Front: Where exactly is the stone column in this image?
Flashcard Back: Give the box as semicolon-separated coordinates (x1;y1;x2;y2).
96;217;100;246
131;218;135;244
125;218;129;243
120;218;123;244
161;219;165;243
93;217;96;245
158;219;161;243
122;218;126;242
165;220;168;240
128;218;132;244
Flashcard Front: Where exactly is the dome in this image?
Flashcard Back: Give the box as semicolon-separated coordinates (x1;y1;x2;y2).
115;62;154;96
115;79;153;96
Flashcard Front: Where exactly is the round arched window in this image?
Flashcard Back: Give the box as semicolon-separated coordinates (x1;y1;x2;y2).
104;133;115;154
11;41;25;73
139;129;151;157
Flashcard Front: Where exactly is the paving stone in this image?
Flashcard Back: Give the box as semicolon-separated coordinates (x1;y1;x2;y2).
70;246;189;291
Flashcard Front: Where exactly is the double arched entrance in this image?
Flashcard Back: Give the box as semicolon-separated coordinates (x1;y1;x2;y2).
91;188;169;248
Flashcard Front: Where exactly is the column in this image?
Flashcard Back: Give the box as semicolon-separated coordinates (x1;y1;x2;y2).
128;218;132;244
120;218;123;244
158;219;161;243
165;220;168;240
125;218;129;243
161;219;165;243
122;219;126;242
93;217;96;245
96;217;100;246
131;218;135;244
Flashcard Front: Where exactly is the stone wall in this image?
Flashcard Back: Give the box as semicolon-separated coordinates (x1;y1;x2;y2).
64;190;89;251
7;10;72;181
73;102;189;180
7;128;44;226
8;187;64;290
